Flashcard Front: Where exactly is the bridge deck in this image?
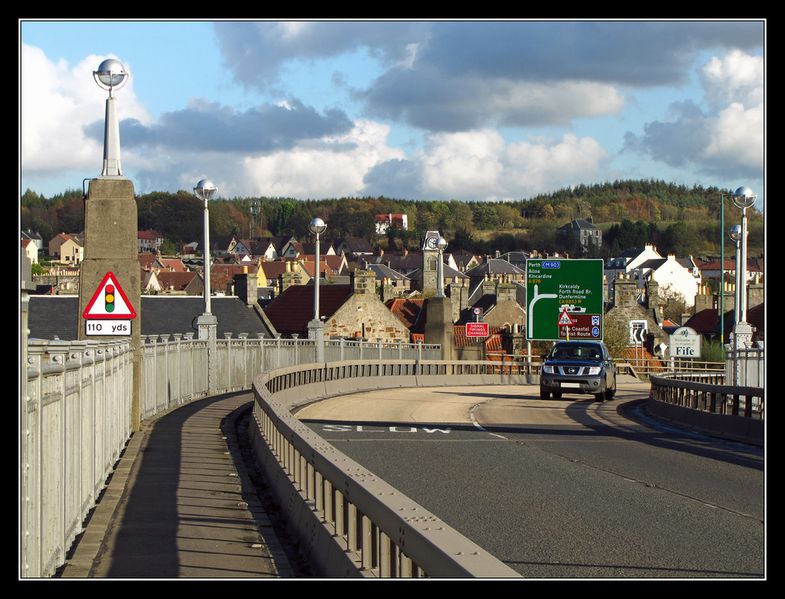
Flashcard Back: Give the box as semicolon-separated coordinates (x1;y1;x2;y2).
59;393;293;579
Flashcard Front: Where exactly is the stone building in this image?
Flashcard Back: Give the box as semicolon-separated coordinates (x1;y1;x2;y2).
262;269;410;341
604;273;666;354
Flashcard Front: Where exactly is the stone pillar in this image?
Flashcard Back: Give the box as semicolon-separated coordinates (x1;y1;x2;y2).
77;178;142;430
424;296;454;360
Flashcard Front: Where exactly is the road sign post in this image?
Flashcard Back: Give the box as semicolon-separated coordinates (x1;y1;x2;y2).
526;259;604;342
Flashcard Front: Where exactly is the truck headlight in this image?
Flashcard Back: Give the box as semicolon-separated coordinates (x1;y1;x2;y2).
587;367;601;375
543;365;555;374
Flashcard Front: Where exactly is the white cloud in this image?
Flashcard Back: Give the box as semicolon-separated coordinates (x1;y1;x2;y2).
241;120;404;198
21;44;152;176
704;102;763;170
413;130;607;201
700;49;763;109
625;49;764;180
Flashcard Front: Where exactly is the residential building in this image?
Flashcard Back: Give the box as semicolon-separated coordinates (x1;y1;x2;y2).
374;213;409;235
634;255;699;307
143;270;203;295
335;237;374;259
366;263;412;301
262;269;409;341
558;218;602;251
22;238;38;264
22;230;44;254
48;233;84;265
138;229;164;253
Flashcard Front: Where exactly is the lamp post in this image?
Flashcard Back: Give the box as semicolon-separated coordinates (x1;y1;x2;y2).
732;186;755;324
727;186;756;362
250;199;260;240
729;224;742;326
308;217;327;362
194;179;218;390
93;59;128;178
436;236;448;298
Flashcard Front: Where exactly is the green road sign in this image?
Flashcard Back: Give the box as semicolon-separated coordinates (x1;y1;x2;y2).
526;259;604;341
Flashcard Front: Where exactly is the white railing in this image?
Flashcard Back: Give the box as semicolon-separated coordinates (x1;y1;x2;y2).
22;340;134;578
250;360;527;578
22;334;440;578
725;345;765;388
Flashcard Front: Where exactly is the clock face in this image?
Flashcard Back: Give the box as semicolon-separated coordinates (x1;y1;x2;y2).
426;237;438;249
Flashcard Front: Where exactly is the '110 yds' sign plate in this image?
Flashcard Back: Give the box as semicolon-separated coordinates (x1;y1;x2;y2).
85;320;132;336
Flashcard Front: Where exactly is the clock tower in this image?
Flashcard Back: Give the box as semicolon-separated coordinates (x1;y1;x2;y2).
421;230;441;293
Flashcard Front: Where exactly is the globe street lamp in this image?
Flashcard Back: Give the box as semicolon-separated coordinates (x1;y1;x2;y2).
308;217;327;362
731;186;756;325
93;58;128;177
436;236;448;298
194;179;217;317
728;224;742;327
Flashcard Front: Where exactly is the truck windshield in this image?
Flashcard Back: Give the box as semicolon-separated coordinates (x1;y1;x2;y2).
551;345;601;360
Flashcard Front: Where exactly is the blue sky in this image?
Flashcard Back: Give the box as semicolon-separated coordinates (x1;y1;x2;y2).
20;20;765;210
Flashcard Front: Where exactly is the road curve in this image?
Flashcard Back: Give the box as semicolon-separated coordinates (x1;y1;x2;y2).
295;383;765;579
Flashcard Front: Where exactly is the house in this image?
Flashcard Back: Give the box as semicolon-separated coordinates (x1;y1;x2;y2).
143;270;203;295
449;250;482;272
181;241;199;257
558;218;602;251
366;263;412;301
263;270;410;341
496;251;530;272
461;278;525;335
48;233;84;265
604;273;666;354
695;257;764;284
22;230;44;257
22;238;38;264
335;236;374;259
211;264;259;296
375;213;409;235
464;259;526;291
633;255;699;307
138;229;164;253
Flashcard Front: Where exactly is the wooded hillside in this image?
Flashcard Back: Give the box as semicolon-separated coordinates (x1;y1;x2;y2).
21;179;764;258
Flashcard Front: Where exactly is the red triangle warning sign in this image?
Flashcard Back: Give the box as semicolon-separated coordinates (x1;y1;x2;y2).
83;272;136;319
557;309;575;326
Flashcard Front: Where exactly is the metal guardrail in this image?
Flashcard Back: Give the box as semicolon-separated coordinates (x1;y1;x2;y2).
250;360;526;578
22;340;134;578
650;373;764;420
21;335;440;578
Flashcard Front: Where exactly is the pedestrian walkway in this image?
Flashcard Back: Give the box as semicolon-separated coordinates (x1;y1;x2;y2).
59;392;294;578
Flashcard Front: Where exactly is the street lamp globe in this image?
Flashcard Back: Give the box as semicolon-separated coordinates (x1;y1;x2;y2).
93;59;128;96
728;224;742;242
732;186;756;209
194;179;217;202
309;217;327;236
437;237;448;252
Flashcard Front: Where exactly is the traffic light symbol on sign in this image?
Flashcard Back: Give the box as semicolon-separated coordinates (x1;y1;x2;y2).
105;285;115;313
82;272;136;319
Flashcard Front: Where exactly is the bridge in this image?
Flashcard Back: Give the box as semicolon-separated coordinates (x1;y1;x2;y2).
21;330;765;579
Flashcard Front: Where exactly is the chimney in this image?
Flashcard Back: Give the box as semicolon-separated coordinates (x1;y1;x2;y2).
234;272;258;307
351;269;376;295
613;274;640;307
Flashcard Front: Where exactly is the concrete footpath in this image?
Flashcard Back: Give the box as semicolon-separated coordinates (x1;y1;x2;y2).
59;392;295;579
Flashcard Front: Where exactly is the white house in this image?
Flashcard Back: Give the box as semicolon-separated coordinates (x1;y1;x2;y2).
636;255;699;307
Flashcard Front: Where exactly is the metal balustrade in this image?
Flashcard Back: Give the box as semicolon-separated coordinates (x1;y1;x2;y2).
650;373;764;419
21;334;439;578
22;340;133;578
249;360;527;578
